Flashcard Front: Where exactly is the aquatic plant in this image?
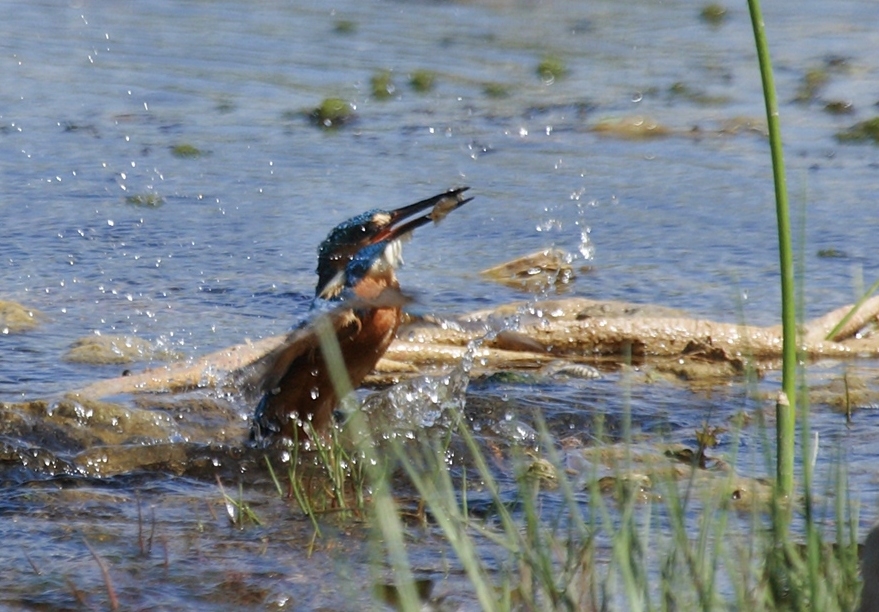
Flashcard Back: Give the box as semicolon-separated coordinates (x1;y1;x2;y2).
408;69;436;93
370;70;396;100
124;193;165;207
667;81;731;106
823;100;854;115
794;67;830;103
700;3;729;25
170;143;203;158
309;97;354;129
333;19;356;35
835;117;879;144
537;55;567;83
483;82;511;99
216;477;263;529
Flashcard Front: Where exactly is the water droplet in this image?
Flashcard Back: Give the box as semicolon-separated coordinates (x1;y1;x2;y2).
579;229;595;260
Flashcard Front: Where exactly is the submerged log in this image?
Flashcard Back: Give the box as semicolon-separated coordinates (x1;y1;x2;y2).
71;296;879;400
465;297;879;359
73;335;282;400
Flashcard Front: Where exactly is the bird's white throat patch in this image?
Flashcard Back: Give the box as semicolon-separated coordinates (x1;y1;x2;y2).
381;239;404;270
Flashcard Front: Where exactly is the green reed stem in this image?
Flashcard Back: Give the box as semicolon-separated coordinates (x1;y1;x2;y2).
747;0;796;502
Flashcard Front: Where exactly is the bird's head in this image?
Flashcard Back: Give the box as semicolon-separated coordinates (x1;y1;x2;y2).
314;187;472;301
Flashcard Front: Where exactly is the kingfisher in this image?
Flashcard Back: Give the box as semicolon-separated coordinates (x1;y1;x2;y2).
249;187;473;442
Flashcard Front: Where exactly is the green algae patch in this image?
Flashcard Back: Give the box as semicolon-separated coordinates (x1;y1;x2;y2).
836;116;879;144
0;300;43;333
309;97;354;129
699;3;728;26
409;69;436;93
794;67;830;103
64;334;182;365
215;98;236;114
483;82;511;99
667;81;731;106
370;70;396;100
333;19;357;34
823;100;854;115
537;55;567;82
125;192;165;208
170;143;204;158
592;115;669;139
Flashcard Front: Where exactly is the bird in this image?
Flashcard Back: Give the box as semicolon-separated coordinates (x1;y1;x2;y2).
248;187;474;443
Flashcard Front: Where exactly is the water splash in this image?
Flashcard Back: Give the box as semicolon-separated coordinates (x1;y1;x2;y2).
574;199;596;262
360;356;471;437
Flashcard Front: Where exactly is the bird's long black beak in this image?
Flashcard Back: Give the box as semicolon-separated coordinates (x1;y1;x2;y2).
373;186;473;245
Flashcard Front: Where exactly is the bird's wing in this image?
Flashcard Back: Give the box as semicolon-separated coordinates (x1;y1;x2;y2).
232;288;412;398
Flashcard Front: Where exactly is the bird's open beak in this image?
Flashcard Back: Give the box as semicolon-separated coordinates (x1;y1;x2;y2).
371;186;473;245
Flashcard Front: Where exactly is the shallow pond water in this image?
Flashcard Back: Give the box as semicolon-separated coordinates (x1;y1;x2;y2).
2;0;879;608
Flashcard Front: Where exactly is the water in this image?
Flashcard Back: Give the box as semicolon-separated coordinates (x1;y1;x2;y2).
2;0;879;608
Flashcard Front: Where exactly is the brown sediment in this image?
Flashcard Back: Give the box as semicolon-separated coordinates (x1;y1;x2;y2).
591;115;669;139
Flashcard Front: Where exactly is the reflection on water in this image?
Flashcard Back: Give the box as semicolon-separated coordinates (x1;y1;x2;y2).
2;0;879;608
